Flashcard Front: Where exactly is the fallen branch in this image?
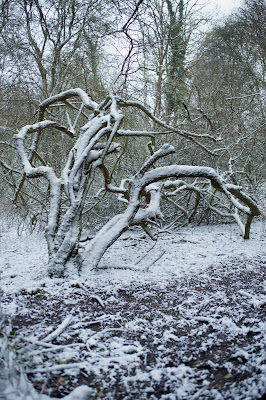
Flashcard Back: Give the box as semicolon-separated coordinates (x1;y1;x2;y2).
42;315;73;343
27;361;88;374
135;239;159;265
86;328;124;349
21;337;58;348
145;250;166;272
77;282;105;308
29;343;82;356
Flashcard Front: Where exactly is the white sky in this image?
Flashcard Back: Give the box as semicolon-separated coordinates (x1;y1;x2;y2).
211;0;243;16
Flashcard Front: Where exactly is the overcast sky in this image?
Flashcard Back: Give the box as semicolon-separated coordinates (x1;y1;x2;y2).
212;0;243;15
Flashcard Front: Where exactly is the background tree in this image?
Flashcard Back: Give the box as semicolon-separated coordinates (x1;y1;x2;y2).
0;0;264;236
0;0;114;222
190;0;266;195
164;0;187;117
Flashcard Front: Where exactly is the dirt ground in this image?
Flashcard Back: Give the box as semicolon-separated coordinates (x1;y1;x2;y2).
2;255;265;400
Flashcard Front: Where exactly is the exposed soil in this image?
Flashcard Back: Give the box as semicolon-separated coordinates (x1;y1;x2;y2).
3;256;266;400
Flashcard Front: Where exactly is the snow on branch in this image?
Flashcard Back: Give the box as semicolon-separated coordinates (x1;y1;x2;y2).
139;165;251;214
83;144;260;272
162;178;253;234
42;315;73;343
136;144;175;177
132;184;163;225
135;163;260;239
38;88;99;116
15;120;75;140
14;89;261;277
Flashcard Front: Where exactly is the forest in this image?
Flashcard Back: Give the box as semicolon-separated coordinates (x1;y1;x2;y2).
0;0;265;399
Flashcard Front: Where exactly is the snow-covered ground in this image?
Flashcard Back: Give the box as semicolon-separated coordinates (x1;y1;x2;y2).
1;220;265;294
0;220;265;399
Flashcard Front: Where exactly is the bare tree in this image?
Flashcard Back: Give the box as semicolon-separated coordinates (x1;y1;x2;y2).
0;0;116;222
0;0;10;33
190;0;266;193
14;88;260;277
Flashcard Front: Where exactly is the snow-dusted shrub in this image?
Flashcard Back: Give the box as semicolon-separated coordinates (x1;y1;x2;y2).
14;89;260;277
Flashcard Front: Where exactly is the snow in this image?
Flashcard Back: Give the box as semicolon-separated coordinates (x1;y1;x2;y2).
1;220;263;293
39;88;99;112
0;219;265;399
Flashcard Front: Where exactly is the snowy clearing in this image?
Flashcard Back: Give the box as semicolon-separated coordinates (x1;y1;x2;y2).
0;220;265;399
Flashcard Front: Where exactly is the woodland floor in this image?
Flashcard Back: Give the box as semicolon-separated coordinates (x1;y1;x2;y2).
0;221;266;399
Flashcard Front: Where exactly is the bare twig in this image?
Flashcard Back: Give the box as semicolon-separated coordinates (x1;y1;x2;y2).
145;250;166;272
